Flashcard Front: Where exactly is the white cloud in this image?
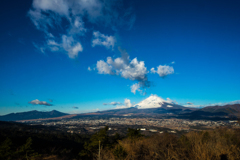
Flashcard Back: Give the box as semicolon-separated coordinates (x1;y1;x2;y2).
94;48;176;94
130;83;142;94
151;65;174;77
28;9;53;32
73;106;79;109
46;39;60;52
166;98;178;104
96;49;148;82
47;33;54;38
121;58;148;81
125;99;133;108
28;0;135;58
96;60;113;75
111;102;121;105
62;35;83;59
47;39;59;46
150;67;155;73
225;100;240;105
34;35;83;58
33;42;45;53
205;100;240;107
95;48;150;94
184;100;240;108
28;99;52;106
115;106;127;109
92;31;116;50
88;67;92;71
183;104;205;108
103;102;122;106
32;0;69;16
28;0;100;32
68;16;87;35
115;98;133;109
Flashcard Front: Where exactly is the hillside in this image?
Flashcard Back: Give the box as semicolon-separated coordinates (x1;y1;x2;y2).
0;110;68;121
200;104;240;115
180;104;240;120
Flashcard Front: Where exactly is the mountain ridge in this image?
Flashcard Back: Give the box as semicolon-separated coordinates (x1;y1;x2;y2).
0;110;68;121
1;99;240;121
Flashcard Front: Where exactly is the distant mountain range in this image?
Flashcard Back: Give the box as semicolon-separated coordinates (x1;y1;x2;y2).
182;104;240;119
78;95;197;117
0;95;239;121
201;104;240;114
0;110;68;121
91;103;196;116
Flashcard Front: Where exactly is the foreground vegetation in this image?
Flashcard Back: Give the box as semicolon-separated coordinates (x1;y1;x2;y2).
101;128;240;160
1;123;240;160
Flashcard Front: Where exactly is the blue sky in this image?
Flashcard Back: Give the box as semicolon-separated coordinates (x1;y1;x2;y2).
0;0;240;115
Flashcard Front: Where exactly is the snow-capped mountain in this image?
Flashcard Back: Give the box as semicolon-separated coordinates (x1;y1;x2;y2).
135;94;175;109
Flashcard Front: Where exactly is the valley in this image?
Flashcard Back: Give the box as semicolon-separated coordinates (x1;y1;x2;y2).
19;117;240;136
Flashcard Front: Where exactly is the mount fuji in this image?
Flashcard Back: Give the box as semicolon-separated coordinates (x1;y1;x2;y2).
135;94;177;109
79;95;198;117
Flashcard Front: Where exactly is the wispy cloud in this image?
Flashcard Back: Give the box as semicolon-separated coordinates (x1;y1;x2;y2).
33;42;45;53
28;0;135;59
103;102;122;106
184;100;240;108
115;98;134;109
92;31;116;50
61;35;83;59
88;67;92;71
166;98;178;104
206;100;240;107
28;99;53;106
130;83;142;94
150;65;174;77
28;0;176;95
73;106;79;109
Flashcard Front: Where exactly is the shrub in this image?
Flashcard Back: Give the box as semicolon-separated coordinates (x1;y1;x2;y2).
113;145;127;160
101;128;240;160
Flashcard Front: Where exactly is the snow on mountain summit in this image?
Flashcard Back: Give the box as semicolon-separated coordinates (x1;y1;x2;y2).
136;94;173;109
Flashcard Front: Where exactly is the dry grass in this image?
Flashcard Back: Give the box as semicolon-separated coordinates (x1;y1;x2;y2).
185;129;240;160
100;128;240;160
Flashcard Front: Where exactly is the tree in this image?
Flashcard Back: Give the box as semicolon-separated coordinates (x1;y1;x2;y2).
127;128;142;139
79;126;109;159
0;137;13;159
113;145;127;160
16;137;40;160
